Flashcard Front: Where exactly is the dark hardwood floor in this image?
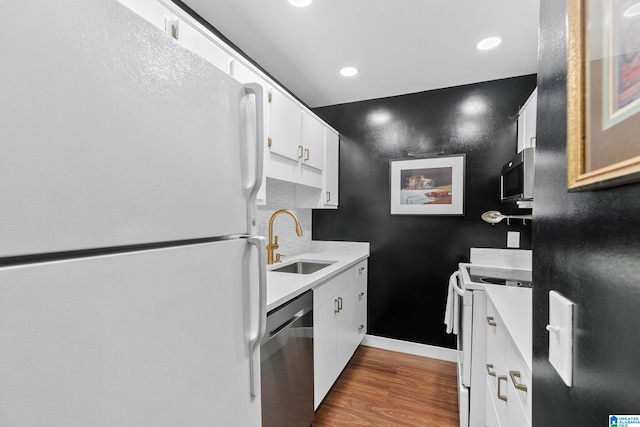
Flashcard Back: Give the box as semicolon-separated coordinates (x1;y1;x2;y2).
312;345;459;427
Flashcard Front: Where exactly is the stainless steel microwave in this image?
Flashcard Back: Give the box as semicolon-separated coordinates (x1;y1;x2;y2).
501;147;535;202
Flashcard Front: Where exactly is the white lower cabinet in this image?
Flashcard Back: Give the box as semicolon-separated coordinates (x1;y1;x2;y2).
313;260;367;409
485;297;531;427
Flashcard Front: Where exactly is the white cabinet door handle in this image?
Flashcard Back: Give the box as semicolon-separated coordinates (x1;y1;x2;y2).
486;363;496;377
497;375;508;401
509;371;528;392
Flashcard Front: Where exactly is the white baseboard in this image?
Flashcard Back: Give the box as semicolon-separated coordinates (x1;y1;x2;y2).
361;334;458;363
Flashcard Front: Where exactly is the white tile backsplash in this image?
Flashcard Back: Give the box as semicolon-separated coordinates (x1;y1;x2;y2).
257;178;312;257
469;248;532;270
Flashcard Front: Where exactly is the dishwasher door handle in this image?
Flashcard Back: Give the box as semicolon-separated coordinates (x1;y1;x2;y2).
268;309;305;339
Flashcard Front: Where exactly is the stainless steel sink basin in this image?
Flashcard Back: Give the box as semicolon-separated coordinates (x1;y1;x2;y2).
271;261;335;274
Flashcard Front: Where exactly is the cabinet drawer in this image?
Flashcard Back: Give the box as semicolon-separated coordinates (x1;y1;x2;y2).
313;260;367;308
506;383;530;427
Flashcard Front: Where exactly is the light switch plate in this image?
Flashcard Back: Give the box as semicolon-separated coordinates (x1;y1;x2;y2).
548;290;574;386
507;231;520;248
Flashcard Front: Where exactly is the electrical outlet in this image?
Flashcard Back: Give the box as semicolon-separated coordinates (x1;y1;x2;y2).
507;231;520;248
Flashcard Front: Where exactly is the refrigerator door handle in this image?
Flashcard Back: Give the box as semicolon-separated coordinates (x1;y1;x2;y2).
245;235;267;397
243;83;265;234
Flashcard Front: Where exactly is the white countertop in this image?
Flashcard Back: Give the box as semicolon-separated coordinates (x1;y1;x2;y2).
266;241;370;311
484;285;532;371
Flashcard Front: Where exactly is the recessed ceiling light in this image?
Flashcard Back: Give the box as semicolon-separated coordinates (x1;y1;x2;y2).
476;36;502;51
340;66;358;77
288;0;312;7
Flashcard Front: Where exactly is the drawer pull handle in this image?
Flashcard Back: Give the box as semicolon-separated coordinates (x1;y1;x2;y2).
358;324;365;332
358;291;365;300
297;145;304;159
337;297;343;311
509;370;528;392
334;298;340;313
304;148;310;161
486;363;496;377
359;266;366;274
487;316;497;326
497;375;508;401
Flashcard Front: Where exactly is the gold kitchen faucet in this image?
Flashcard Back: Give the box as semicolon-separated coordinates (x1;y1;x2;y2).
266;209;303;264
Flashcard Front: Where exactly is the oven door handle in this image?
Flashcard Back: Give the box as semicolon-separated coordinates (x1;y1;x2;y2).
451;271;464;296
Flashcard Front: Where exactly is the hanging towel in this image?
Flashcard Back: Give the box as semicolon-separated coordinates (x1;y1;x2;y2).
444;271;461;335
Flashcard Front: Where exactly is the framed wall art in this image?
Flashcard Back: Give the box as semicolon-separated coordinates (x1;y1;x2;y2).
389;154;465;215
568;0;640;191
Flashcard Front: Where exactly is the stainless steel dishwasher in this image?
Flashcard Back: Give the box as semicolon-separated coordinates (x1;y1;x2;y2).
261;290;314;427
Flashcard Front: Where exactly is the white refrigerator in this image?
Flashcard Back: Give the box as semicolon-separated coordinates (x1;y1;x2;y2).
0;1;266;426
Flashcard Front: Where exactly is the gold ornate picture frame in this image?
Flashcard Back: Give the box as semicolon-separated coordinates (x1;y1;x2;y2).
567;0;640;191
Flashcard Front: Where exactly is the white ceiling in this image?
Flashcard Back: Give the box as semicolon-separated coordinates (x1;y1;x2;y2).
181;0;540;108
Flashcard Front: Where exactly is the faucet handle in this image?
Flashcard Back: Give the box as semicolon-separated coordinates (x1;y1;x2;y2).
275;253;284;263
273;235;279;247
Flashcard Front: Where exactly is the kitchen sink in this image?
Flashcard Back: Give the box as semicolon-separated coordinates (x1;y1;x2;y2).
271;260;335;274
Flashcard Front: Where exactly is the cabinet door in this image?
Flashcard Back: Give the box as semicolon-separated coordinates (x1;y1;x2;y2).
517;112;526;154
117;0;165;30
523;89;537;150
313;297;338;409
486;300;508;425
335;284;357;374
324;130;339;207
268;87;303;162
517;88;537;153
301;111;325;171
177;20;231;74
485;378;502;427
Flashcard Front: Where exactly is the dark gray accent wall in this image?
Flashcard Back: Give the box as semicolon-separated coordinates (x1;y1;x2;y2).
532;1;640;425
312;76;536;347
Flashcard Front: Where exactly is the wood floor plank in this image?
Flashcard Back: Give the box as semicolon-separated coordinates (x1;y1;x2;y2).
313;345;460;427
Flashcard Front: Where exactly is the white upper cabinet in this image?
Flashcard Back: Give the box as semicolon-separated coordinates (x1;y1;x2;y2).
268;87;304;163
295;127;340;208
176;19;231;74
116;0;165;30
301;111;326;171
517;88;537;153
118;0;231;75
